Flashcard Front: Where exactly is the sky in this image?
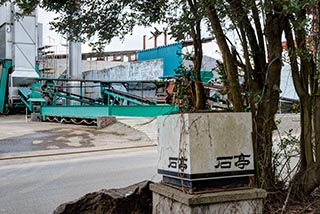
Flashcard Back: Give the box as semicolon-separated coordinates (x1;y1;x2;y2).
37;8;221;59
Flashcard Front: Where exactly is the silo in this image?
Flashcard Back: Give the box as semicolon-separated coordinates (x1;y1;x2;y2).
0;2;39;111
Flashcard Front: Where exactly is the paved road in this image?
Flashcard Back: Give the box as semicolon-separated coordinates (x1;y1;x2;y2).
0;147;159;214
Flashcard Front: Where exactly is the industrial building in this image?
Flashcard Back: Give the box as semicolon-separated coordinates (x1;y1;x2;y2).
0;3;221;126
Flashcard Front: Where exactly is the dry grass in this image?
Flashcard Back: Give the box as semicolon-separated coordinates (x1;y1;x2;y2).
265;188;320;213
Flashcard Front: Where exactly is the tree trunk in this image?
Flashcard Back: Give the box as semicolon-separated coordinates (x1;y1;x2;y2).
292;71;319;198
205;5;244;112
205;2;284;189
300;96;313;171
292;95;320;197
187;0;206;110
255;13;284;189
255;61;282;189
315;96;320;162
192;20;205;110
293;164;320;198
284;10;320;198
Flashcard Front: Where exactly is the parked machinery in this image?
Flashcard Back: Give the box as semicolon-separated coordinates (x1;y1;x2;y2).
0;2;185;122
33;78;178;125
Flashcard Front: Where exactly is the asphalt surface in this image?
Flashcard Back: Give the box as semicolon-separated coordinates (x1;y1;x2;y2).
0;115;159;214
0;147;159;214
0;115;157;158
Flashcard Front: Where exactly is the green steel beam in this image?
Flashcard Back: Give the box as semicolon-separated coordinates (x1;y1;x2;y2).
41;105;178;119
109;105;178;117
102;90;148;106
51;92;102;106
20;96;46;112
20;96;33;111
41;106;110;119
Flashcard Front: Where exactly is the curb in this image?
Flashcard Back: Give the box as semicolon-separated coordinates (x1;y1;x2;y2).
0;144;157;161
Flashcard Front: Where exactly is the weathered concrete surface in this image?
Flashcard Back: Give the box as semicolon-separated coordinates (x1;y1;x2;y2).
83;59;163;82
273;114;300;181
53;180;153;214
44;59;126;78
274;114;300;138
117;117;157;144
157;113;254;184
150;183;267;214
0;115;155;156
82;59;163;100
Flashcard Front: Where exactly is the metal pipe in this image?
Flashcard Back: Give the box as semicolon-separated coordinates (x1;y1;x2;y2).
164;32;167;45
143;35;146;50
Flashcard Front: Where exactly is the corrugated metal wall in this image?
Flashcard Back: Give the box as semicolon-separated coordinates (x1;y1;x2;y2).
138;43;182;77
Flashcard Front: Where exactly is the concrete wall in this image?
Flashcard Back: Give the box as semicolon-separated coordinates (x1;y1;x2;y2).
82;59;163;99
273;113;300;183
83;59;163;81
41;59;126;78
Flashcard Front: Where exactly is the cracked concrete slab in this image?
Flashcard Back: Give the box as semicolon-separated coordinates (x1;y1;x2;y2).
0;115;156;156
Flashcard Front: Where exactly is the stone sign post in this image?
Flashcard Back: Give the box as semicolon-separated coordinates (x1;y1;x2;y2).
151;112;267;213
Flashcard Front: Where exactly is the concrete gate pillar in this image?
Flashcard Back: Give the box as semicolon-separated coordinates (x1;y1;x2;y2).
151;183;267;214
153;113;267;213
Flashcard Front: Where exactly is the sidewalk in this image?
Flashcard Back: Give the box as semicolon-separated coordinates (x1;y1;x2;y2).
0;115;158;160
117;116;157;143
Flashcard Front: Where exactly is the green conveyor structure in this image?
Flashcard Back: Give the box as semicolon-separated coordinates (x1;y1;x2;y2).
40;105;178;119
101;88;156;106
0;71;178;121
36;78;178;121
18;85;46;112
